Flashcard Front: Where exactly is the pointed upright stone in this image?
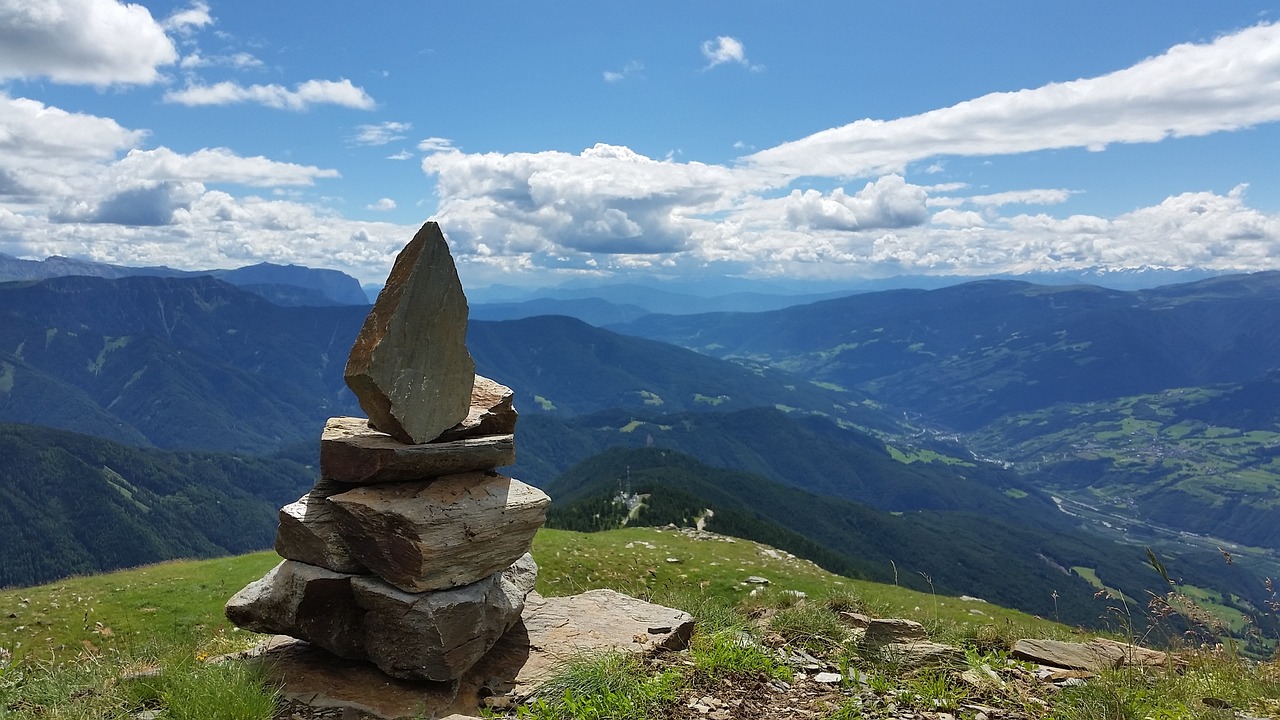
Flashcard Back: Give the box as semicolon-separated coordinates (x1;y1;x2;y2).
345;222;476;444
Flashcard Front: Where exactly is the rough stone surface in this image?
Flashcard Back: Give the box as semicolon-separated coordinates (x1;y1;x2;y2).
436;375;518;442
862;617;928;646
238;588;693;719
225;555;536;683
353;553;537;681
225;560;366;659
326;471;549;593
344;222;475;444
321;416;515;484
274;485;368;574
1012;638;1169;671
875;640;964;669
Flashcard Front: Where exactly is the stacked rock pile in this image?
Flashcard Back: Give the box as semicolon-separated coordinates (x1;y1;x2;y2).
225;222;551;683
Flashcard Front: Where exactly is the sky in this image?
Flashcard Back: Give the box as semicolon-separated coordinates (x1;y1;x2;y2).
2;1;1280;290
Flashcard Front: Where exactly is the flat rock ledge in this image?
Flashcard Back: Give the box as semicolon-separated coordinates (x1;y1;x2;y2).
234;589;693;720
321;416;515;484
1012;637;1171;671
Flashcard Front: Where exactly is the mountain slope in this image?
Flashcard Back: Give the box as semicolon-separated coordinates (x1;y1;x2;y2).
616;272;1280;430
0;423;314;588
543;447;1265;629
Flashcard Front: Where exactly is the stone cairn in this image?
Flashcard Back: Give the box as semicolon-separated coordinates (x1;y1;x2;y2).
225;222;551;684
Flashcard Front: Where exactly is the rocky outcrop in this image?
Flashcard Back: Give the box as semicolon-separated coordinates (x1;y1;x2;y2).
326;472;550;593
344;222;475;444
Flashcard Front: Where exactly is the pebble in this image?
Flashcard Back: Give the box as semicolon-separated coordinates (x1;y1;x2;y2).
813;671;843;683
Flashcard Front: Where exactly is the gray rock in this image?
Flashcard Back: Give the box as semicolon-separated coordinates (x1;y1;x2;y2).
862;617;927;646
225;560;367;659
435;375;519;442
320;416;515;484
354;553;537;681
235;588;693;720
875;640;963;669
1012;637;1169;671
326;471;550;593
225;555;537;682
345;222;475;444
275;486;368;574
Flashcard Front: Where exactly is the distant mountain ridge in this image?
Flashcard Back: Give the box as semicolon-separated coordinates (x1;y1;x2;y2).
0;253;368;306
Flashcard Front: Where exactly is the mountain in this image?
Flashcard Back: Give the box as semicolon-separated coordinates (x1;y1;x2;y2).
0;275;367;452
0;253;368;306
0;423;313;588
0;276;892;453
615;272;1280;431
471;297;652;326
542;447;1266;629
513;407;1047;520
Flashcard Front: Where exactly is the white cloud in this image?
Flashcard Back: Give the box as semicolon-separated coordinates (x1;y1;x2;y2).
114;147;340;187
701;36;748;69
162;2;212;34
748;22;1280;179
931;209;987;227
367;198;396;211
603;60;643;83
417;137;455;153
781;176;929;231
163;79;376;110
178;51;263;70
928;188;1076;208
387;150;414;161
354;121;412;146
0;94;145;161
0;0;177;85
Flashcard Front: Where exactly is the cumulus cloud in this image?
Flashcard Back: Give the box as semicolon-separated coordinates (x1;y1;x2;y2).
0;0;177;85
354;121;412;146
0;95;145;161
781;176;928;232
367;198;396;211
931;208;987;227
423;142;760;258
417;137;455;153
52;181;201;226
163;79;376;110
748;22;1280;178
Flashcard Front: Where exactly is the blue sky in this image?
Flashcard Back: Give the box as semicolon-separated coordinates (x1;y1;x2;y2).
2;2;1279;289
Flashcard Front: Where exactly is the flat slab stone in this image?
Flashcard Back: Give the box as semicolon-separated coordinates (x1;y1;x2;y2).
862;617;927;646
226;555;537;682
1012;637;1169;671
326;472;549;593
239;588;693;720
321;416;515;484
275;486;368;574
345;222;475;444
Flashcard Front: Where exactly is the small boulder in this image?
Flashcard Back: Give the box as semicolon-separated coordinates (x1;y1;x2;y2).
862;617;927;646
344;222;475;444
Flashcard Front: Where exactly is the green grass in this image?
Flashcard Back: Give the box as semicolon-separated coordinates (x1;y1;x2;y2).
3;527;1279;719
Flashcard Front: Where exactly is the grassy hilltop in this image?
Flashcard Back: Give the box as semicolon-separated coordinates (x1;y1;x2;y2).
1;528;1278;719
